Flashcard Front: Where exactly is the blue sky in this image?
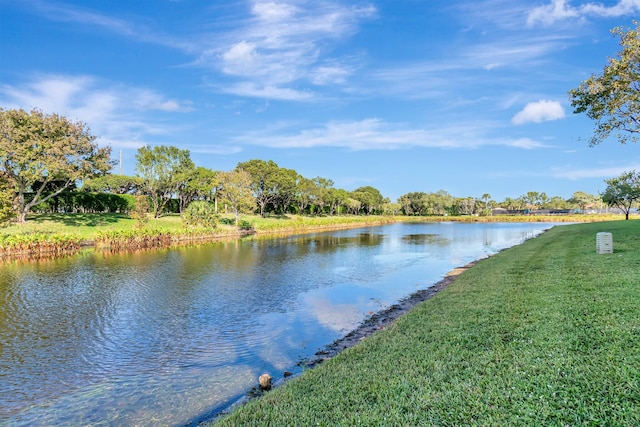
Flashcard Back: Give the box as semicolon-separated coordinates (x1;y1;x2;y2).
2;0;640;202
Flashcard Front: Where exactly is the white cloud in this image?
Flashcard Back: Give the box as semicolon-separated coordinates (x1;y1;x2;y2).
232;118;549;151
509;138;550;149
527;0;640;27
24;0;195;51
221;83;314;101
0;74;193;149
251;1;298;21
206;1;376;99
512;100;565;125
552;164;640;180
312;65;352;85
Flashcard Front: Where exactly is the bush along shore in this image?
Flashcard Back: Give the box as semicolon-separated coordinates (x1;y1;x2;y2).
0;212;625;260
212;220;640;426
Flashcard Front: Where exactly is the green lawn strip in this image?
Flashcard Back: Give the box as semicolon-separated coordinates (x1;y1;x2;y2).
215;221;640;426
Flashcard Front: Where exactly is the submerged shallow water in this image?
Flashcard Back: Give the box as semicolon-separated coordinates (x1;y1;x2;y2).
0;222;557;426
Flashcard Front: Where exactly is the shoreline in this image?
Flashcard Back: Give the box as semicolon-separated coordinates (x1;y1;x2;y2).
207;260;478;424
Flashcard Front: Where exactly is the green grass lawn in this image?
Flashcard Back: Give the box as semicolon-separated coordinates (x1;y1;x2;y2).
214;220;640;426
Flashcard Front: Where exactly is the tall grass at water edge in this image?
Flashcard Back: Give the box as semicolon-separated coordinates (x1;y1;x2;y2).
214;220;640;426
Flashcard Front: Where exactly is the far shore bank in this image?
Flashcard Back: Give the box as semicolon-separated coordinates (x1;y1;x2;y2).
0;212;627;261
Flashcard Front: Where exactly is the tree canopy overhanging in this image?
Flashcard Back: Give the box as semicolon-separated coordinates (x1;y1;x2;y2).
569;21;640;146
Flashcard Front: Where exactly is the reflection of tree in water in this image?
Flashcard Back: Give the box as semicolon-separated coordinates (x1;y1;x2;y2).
299;233;385;249
401;234;450;246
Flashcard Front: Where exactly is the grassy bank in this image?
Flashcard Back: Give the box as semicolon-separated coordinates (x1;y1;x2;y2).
214;220;640;426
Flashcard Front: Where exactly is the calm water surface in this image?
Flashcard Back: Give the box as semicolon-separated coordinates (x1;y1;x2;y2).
0;222;557;426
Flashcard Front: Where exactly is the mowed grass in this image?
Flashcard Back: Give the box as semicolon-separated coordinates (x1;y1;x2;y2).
214;220;640;426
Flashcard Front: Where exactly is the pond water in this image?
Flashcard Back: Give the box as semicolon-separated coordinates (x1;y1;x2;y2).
0;222;558;426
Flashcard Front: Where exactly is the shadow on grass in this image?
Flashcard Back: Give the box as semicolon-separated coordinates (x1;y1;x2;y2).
30;213;129;227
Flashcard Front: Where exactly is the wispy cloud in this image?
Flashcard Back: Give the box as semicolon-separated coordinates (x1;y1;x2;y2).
0;74;193;149
527;0;640;27
512;100;566;125
199;1;376;99
16;0;196;51
551;163;640;180
232;118;550;150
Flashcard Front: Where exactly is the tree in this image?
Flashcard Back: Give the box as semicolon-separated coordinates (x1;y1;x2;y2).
421;190;453;216
135;145;193;218
569;22;640;146
130;195;150;229
177;166;219;213
237;159;280;217
0;172;16;224
271;168;298;214
453;197;476;216
545;196;569;210
311;177;333;215
521;191;548;210
398;192;429;216
82;174;143;194
501;197;526;211
601;170;640;220
219;169;255;226
568;191;598;212
479;193;493;216
351;186;384;215
295;176;315;214
325;188;349;215
0;108;112;222
345;197;361;215
382;202;401;216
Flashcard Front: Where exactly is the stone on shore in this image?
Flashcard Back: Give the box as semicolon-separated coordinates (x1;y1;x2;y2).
258;373;272;390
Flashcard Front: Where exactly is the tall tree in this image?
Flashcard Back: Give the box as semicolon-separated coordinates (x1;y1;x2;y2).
177;166;219;213
295;176;315;215
325;187;348;215
453;197;476;216
601;170;640;220
135;145;193;218
0;108;112;222
219;169;254;226
522;191;548;210
569;22;640;146
311;177;333;215
398;192;429;216
568;191;598;212
237;159;279;217
351;186;384;215
272;168;298;215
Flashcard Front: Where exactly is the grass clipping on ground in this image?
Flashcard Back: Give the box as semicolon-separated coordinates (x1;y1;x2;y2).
215;221;640;426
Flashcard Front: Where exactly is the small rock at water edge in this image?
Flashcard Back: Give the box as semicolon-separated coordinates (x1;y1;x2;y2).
259;373;272;390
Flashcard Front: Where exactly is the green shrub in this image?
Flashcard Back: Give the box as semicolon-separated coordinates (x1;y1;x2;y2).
183;201;219;229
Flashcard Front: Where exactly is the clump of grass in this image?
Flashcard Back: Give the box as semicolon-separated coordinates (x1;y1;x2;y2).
214;220;640;426
0;232;81;259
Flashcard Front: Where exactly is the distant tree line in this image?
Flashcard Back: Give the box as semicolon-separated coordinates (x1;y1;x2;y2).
24;143;616;221
1;109;639;226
